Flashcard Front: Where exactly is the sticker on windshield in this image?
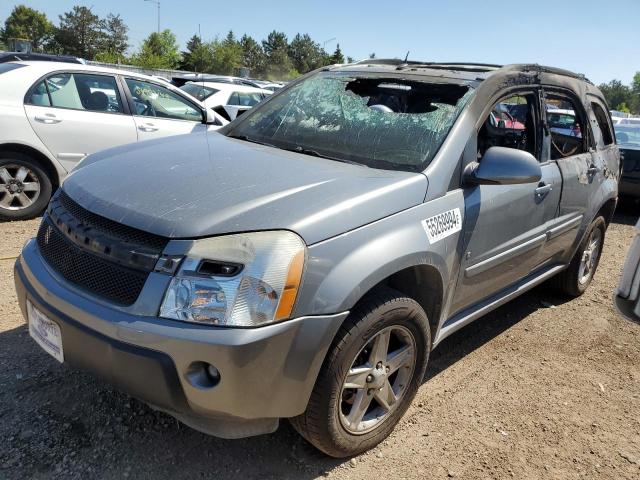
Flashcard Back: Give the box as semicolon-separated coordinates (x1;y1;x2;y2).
422;208;462;244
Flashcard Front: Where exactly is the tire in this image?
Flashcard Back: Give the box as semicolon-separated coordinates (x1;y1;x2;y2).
290;287;431;457
551;216;606;297
0;153;52;221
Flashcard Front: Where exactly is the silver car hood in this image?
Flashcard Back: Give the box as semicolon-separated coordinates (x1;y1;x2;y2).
63;132;428;244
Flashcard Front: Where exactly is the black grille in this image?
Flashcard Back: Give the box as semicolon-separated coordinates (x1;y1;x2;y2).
36;191;170;306
37;218;148;306
56;191;167;250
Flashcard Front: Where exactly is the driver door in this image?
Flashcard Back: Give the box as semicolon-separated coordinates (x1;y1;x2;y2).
123;78;207;142
450;90;562;315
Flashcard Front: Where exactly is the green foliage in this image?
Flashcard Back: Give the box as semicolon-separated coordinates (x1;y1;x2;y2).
240;34;265;75
2;4;53;50
210;32;243;75
131;30;181;69
616;102;631;114
330;43;345;64
288;33;325;73
100;14;129;58
53;6;105;59
598;79;639;114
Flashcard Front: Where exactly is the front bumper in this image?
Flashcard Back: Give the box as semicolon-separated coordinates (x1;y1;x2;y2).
15;239;347;438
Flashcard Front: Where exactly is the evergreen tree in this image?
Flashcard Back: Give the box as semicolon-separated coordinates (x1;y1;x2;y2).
331;43;345;64
239;34;265;76
54;6;106;59
99;13;128;60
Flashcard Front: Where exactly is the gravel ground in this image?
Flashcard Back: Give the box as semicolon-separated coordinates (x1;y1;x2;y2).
1;206;639;480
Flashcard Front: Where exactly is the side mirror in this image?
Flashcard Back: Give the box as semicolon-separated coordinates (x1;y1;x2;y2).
204;109;219;125
464;146;542;186
615;219;640;323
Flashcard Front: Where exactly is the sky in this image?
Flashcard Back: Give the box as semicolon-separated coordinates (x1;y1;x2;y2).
1;0;638;85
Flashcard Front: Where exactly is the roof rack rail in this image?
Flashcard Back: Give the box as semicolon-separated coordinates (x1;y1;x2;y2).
352;58;503;72
511;64;592;84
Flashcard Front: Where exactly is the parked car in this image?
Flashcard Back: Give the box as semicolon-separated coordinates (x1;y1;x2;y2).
180;81;271;121
15;60;619;457
0;51;84;64
614;124;640;198
616;218;640;323
0;61;227;220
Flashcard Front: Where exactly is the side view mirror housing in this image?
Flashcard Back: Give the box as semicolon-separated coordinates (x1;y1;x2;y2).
615;219;640;323
204;109;219;125
464;146;542;186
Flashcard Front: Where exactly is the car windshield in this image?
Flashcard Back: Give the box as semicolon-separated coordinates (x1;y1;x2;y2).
615;125;640;148
181;83;219;101
225;72;474;172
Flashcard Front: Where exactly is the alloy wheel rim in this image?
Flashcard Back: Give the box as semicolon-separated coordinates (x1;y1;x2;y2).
339;325;417;435
578;228;602;285
0;164;41;211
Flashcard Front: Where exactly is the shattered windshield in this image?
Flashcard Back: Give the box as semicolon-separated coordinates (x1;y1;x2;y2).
226;72;474;172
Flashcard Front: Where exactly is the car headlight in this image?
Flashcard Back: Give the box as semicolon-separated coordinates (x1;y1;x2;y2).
160;231;306;327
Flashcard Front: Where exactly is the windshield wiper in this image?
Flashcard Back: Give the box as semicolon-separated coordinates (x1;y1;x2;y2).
284;145;365;166
226;134;277;149
367;159;422;172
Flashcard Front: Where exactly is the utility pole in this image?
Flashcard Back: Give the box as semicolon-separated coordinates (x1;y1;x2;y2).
144;0;160;33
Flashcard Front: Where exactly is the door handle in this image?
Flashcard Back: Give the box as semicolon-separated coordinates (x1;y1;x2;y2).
535;183;552;197
34;114;61;124
587;165;600;175
138;124;158;132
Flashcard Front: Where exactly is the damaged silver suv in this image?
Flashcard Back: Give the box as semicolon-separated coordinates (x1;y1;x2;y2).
15;60;619;457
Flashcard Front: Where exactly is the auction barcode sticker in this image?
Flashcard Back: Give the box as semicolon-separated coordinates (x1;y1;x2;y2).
421;208;462;244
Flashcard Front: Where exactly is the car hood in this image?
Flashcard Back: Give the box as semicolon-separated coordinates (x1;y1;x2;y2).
63;133;428;244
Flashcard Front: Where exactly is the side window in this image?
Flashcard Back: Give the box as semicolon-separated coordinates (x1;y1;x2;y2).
28;73;123;113
125;78;203;122
27;80;51;106
227;92;241;106
478;93;538;159
591;101;614;146
236;92;263;107
544;94;587;160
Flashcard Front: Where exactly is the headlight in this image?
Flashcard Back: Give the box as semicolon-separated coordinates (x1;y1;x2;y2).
160;231;306;327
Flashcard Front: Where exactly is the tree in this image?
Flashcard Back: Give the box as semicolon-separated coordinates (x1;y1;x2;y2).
288;33;324;73
239;34;265;76
210;32;243;75
54;6;105;59
2;5;53;50
330;43;345;64
99;14;128;60
262;30;288;56
180;34;213;72
598;80;632;113
369;52;376;59
131;29;181;69
616;102;631;114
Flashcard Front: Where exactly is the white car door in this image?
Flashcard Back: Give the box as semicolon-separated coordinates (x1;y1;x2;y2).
24;72;137;171
123;78;207;141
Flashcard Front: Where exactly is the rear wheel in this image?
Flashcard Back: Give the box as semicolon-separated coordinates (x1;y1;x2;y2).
290;288;430;457
552;216;606;296
0;153;52;221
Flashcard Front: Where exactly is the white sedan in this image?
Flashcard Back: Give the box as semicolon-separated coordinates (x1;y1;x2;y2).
180;81;272;121
0;61;227;220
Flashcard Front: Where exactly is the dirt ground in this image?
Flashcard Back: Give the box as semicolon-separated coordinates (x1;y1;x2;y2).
1;205;639;480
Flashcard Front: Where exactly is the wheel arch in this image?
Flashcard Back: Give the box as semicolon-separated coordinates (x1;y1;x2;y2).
0;143;63;192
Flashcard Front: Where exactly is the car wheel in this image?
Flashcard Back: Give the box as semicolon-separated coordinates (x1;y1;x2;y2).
290;287;430;457
552;216;606;297
0;153;52;221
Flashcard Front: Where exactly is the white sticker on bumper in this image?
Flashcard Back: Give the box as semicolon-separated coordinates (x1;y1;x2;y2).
422;208;462;244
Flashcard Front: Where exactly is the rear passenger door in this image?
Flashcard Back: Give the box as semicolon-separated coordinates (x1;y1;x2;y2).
541;90;602;251
123;78;207;141
24;72;137;171
450;90;562;315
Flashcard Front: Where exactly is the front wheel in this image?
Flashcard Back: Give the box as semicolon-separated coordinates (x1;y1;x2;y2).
290;288;430;457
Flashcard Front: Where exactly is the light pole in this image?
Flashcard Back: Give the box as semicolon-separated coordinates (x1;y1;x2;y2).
323;37;337;50
144;0;160;33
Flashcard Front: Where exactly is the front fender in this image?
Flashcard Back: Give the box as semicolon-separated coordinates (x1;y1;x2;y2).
294;190;467;326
